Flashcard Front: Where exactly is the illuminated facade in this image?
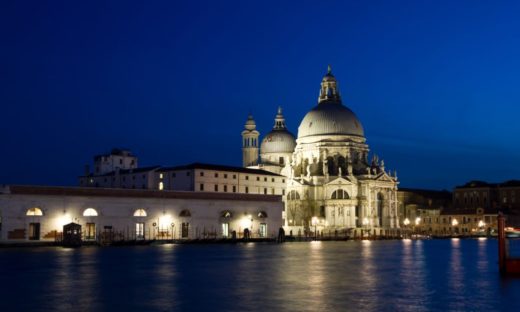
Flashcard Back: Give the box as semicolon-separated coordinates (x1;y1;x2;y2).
243;67;400;234
0;185;282;242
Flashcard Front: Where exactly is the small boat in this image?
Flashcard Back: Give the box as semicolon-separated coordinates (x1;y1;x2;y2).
505;227;520;238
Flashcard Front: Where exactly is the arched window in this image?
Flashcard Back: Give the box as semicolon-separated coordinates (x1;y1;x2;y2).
179;209;191;217
221;210;232;218
287;190;300;200
257;211;268;218
331;189;349;200
83;208;98;217
26;207;43;216
134;209;147;217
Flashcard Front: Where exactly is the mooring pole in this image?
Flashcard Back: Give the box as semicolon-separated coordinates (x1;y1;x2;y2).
498;212;506;274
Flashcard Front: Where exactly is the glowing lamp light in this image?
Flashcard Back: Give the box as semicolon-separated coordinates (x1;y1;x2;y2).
415;217;421;226
241;215;252;229
403;218;410;226
478;220;485;228
362;217;369;226
159;214;172;229
56;213;71;229
311;216;318;226
452;219;459;227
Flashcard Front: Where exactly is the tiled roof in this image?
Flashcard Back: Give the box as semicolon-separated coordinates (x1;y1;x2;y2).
158;163;283;177
6;185;282;202
455;180;498;189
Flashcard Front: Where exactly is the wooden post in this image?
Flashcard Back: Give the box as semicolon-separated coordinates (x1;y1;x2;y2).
498;213;506;274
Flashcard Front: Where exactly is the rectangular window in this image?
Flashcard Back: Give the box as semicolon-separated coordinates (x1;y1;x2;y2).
224;174;228;179
200;184;204;191
245;187;249;194
259;223;267;238
233;186;236;193
86;223;96;240
215;173;219;178
257;177;260;181
136;223;144;239
272;178;275;182
200;171;204;177
159;173;163;179
264;177;267;182
279;157;284;165
233;175;237;179
245;176;249;180
215;185;218;192
282;179;285;183
224;185;228;192
264;188;267;195
222;223;229;238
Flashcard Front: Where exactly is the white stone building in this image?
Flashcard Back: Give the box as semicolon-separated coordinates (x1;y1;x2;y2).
0;185;283;242
243;66;399;234
156;163;286;196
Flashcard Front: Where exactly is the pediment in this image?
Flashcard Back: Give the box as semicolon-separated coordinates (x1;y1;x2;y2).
325;176;355;186
374;172;396;182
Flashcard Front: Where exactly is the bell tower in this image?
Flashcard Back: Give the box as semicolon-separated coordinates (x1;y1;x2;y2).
242;114;259;167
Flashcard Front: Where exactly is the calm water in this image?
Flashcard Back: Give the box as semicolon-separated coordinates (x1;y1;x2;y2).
1;239;520;311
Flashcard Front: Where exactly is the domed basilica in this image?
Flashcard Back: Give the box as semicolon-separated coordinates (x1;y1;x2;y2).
242;66;399;233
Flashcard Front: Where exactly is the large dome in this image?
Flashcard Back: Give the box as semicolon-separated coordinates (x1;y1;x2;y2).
261;129;296;154
297;67;364;139
297;101;364;138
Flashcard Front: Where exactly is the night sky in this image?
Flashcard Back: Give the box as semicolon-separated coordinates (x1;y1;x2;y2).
1;1;520;190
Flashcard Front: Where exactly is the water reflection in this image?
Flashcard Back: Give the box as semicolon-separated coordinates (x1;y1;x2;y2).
2;240;520;311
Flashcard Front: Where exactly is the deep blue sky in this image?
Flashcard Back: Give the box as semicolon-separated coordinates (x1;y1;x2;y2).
1;0;520;190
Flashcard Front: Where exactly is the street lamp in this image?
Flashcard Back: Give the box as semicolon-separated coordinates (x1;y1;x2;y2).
362;217;369;238
452;218;458;236
403;218;410;238
415;217;421;237
311;216;318;240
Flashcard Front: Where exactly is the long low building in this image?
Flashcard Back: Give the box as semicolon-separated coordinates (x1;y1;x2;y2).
0;185;283;243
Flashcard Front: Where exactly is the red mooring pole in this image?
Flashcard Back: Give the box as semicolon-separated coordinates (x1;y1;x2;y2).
498;212;506;274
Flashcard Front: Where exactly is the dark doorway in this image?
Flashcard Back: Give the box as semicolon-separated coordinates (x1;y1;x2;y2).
29;222;40;240
181;222;189;238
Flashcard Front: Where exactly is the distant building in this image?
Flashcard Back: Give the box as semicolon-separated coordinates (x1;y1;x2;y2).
454;180;520;226
156;163;286;196
93;148;138;175
397;187;452;224
79;165;160;189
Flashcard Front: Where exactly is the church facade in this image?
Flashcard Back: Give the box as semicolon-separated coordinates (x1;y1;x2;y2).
243;67;400;234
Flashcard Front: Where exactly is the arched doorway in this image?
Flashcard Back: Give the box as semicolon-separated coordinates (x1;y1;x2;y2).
83;208;98;240
26;208;43;240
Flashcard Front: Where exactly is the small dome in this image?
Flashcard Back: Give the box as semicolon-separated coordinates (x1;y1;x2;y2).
244;114;256;131
261;129;296;154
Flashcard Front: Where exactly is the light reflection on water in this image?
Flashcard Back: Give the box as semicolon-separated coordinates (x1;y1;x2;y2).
1;239;520;311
